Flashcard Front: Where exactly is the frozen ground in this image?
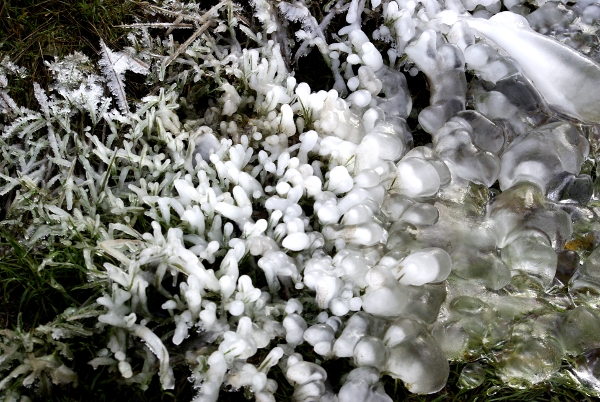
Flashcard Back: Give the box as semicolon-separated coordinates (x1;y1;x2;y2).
2;0;600;400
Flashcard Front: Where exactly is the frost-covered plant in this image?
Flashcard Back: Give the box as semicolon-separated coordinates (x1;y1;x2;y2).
3;0;600;400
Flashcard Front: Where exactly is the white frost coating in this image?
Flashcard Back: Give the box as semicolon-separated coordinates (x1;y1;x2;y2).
193;351;227;402
339;367;392;402
463;11;600;123
132;324;175;389
280;104;296;136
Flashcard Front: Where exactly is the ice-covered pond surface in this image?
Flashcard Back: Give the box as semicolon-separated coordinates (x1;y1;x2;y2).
4;0;600;400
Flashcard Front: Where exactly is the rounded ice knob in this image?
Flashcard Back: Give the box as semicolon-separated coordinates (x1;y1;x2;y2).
326;166;354;194
393;158;441;198
394;248;452;286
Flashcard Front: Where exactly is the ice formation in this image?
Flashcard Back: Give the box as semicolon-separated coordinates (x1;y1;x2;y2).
4;0;600;400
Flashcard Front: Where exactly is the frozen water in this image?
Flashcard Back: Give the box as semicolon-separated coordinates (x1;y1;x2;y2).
499;122;587;193
384;319;449;394
338;367;392;402
362;265;410;317
500;228;557;288
393;248;452;286
498;336;562;386
353;335;388;371
392;157;441;198
463;11;600;124
458;362;485;389
450;111;505;154
433;120;501;187
405;30;467;134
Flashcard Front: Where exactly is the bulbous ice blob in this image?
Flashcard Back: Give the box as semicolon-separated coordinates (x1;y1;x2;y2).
464;43;521;85
393;248;452;286
362;265;410;317
500;228;557;288
322;222;388;247
405;30;467;134
326;166;354;194
353;335;388;371
381;193;439;226
433;121;501;187
403;146;452;186
384;318;450;394
338;367;392;402
431;320;471;360
283;313;308;346
560;306;600;355
458;362;486;389
303;324;336;356
498;336;562;386
450;110;505;154
499;122;587;193
391;157;441;198
333;311;375;357
332;249;370;288
403;283;447;324
282;232;311;251
451;246;512;290
462;11;600;124
362;120;409;162
286;360;332;401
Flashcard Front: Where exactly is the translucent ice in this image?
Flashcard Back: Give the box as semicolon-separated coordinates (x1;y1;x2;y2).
405;30;467;134
384;318;449;394
463;11;600;123
333;312;386;358
498;336;562;386
362;265;411;317
499;122;587;193
393;248;452;286
500;228;557;288
451;245;512;290
338;367;392;402
449;111;505;154
353;335;388;371
390;157;441;198
433;120;501;187
381;193;439;226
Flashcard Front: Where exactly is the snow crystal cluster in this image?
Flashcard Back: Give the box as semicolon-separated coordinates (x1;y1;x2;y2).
3;0;600;400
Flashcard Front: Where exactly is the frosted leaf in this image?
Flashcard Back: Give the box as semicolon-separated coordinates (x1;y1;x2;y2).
98;40;149;114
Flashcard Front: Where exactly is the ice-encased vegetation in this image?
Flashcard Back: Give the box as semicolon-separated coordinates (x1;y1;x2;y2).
2;0;600;400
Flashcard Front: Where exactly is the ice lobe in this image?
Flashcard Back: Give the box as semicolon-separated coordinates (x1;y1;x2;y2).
393;248;452;286
390;156;441;198
384;318;449;394
362;265;410;317
463;11;600;124
405;29;467;134
338;367;392;402
499;122;588;193
432;120;501;187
